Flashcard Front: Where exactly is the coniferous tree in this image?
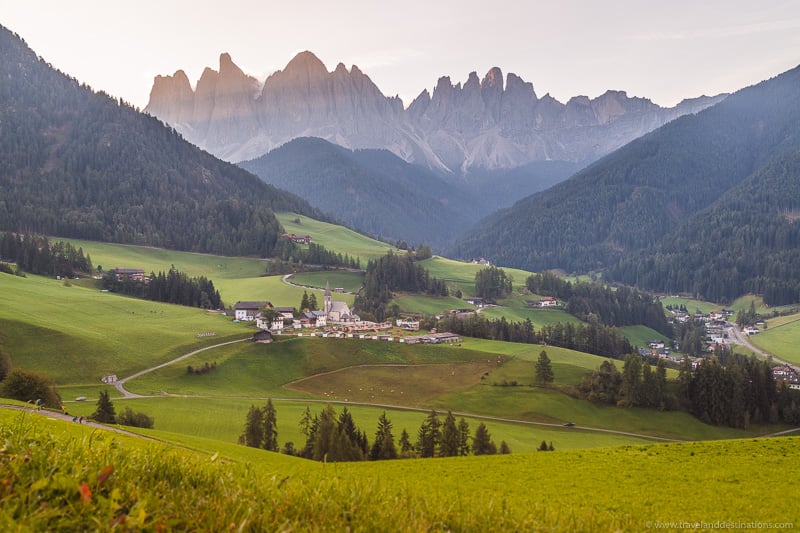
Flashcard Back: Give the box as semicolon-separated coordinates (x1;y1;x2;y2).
439;411;459;457
262;399;278;452
535;350;555;385
240;405;264;448
398;429;414;457
369;412;398;460
472;423;496;455
499;441;512;454
92;390;116;424
457;417;471;456
416;410;441;458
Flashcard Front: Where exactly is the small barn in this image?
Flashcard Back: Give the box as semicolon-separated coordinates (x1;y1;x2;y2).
252;330;273;344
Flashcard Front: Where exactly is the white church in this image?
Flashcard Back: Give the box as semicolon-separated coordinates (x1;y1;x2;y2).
324;280;360;324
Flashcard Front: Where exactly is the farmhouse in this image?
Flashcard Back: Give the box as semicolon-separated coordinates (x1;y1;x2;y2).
535;296;558;307
233;301;272;321
281;233;311;244
109;268;146;282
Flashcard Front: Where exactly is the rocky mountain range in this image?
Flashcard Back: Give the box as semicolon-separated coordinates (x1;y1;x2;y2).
145;51;726;174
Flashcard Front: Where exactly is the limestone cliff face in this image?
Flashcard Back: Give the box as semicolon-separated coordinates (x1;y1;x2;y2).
145;51;726;172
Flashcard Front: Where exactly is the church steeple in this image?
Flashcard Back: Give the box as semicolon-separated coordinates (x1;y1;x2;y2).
324;280;332;315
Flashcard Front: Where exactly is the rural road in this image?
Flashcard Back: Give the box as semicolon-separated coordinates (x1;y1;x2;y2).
113;338;249;398
725;322;800;374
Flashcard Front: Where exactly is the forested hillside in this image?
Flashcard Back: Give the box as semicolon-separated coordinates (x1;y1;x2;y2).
609;149;800;304
451;64;800;302
0;26;322;256
239;137;483;246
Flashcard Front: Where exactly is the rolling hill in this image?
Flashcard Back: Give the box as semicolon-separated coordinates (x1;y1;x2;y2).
451;63;800;303
0;25;322;257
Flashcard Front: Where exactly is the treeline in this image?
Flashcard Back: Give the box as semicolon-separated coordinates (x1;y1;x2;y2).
433;314;633;360
101;265;223;309
680;349;800;427
578;355;674;410
355;251;447;321
272;240;361;270
526;272;671;336
0;232;92;278
240;402;513;462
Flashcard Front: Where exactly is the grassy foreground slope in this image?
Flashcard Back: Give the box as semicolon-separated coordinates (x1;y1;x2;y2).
1;410;797;531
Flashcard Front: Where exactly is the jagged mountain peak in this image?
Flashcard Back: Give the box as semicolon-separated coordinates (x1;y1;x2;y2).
146;51;727;171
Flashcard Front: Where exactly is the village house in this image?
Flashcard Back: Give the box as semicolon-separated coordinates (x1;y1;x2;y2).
281;233;311;244
109;268;147;282
274;306;296;319
233;301;272;321
535;296;558;307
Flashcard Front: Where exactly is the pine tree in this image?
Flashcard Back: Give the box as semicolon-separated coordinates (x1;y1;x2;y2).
300;291;310;311
439;411;459;457
398;429;414;457
92;390;116;424
499;441;511;454
472;423;496;455
240;405;264;448
535;350;554;385
457;417;471;456
262;399;278;452
370;412;398;460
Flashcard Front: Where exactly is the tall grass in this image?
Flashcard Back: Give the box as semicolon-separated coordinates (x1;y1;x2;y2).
1;410;797;531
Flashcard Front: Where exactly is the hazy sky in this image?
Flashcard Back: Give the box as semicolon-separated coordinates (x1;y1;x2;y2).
3;0;799;109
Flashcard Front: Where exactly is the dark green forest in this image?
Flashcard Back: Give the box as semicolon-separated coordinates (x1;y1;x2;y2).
354;250;448;320
0;26;323;257
608;149;800;304
451;64;800;304
0;232;92;278
101;266;223;309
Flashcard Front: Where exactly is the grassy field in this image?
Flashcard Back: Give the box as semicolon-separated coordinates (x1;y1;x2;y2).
393;294;473;315
418;256;535;298
749;319;800;366
289;270;364;293
275;212;395;263
1;409;797;531
0;273;249;386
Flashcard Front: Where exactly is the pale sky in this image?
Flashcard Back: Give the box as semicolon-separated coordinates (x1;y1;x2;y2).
3;0;799;109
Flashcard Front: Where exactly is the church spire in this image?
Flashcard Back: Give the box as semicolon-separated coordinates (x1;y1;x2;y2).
324;280;332;315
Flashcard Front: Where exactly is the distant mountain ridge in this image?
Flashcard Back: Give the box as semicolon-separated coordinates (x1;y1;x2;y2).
146;51;725;173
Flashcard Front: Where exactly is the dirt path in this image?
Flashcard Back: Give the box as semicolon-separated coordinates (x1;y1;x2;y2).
113;338;249;398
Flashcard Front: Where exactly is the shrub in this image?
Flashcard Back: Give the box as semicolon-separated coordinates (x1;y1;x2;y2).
117;407;155;429
0;369;61;407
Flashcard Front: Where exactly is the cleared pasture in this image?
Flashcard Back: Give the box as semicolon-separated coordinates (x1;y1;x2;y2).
276;212;395;262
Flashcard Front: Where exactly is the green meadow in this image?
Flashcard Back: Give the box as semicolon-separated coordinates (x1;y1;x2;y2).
1;410;797;531
275;212;395;262
749;319;800;366
289;270;364;293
